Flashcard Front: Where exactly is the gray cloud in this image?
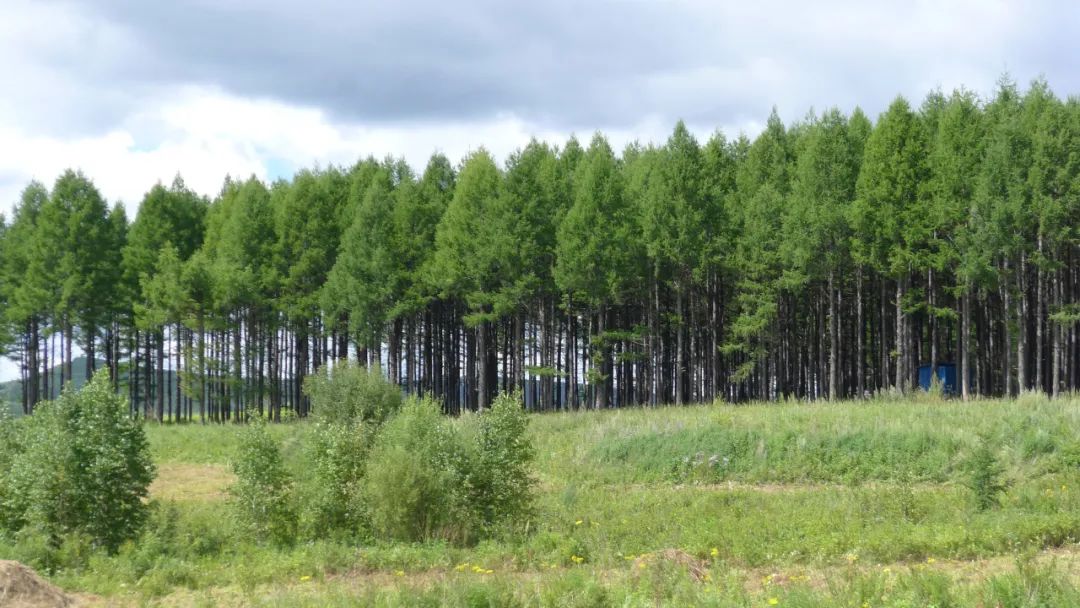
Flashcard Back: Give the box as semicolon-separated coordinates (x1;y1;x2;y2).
20;0;1071;138
1;0;1077;148
51;0;709;130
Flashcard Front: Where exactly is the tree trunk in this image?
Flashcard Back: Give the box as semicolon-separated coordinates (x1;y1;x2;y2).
828;272;838;400
27;318;39;412
961;290;970;401
156;329;165;422
895;277;905;393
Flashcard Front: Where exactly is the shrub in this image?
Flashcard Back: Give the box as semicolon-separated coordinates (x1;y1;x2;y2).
2;373;155;552
304;361;403;426
230;420;297;545
465;391;536;532
302;420;374;538
965;433;1008;511
362;398;473;543
0;410;28;533
301;361;403;539
361;393;538;544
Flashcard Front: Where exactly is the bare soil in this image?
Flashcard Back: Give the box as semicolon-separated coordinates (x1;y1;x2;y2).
0;560;76;608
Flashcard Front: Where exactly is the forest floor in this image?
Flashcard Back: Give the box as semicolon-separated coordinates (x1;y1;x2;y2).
14;392;1080;606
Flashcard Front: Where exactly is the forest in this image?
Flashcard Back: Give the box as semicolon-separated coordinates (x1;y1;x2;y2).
2;76;1079;421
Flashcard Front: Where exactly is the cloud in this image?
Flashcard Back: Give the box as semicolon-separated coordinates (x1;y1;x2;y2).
2;0;1077;218
6;0;1074;138
0;86;709;219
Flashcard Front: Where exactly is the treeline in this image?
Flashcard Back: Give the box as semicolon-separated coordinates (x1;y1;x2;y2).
2;77;1079;420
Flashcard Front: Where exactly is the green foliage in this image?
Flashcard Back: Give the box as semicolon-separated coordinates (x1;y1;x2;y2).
982;556;1078;607
362;398;473;543
965;433;1009;511
851;95;928;276
431;148;507;316
301;420;374;539
0;409;27;531
230;420;298;545
362;393;537;543
1;373;154;552
464;392;537;532
303;361;404;426
10;396;1080;603
555;133;641;306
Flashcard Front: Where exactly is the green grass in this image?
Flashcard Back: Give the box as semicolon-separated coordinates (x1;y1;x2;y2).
7;392;1080;606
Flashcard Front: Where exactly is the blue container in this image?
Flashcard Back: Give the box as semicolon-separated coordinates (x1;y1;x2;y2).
918;363;958;395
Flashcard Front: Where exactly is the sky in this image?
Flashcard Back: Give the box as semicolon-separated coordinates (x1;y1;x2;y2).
1;0;1079;380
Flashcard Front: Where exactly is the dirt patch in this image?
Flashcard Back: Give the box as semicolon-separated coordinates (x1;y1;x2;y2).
150;463;235;502
0;560;76;608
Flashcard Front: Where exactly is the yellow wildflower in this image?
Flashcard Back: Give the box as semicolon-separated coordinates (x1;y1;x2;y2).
926;557;936;564
454;563;467;572
394;570;404;576
768;598;779;606
570;555;585;564
299;575;312;582
575;520;583;526
710;547;719;557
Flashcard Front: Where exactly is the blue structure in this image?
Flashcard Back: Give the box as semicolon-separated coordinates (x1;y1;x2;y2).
918;363;959;396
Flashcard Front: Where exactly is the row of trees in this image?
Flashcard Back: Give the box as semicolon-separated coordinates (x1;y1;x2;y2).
2;77;1079;419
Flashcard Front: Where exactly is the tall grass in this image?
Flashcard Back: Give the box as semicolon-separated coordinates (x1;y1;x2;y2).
532;394;1080;485
6;393;1080;604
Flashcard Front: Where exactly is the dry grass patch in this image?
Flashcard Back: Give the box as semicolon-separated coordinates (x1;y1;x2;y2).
0;560;77;608
149;463;235;503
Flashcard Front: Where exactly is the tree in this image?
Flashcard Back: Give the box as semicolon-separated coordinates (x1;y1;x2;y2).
327;167;400;365
639;121;707;404
2;183;49;411
275;169;345;414
785;108;860;399
726;110;790;398
851;97;928;394
432;149;506;410
926;90;985;399
555;133;642;408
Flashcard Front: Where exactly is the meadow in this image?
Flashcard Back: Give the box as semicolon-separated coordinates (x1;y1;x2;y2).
7;391;1080;606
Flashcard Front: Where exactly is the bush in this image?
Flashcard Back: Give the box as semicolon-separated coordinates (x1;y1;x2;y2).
1;373;155;552
304;361;403;426
362;398;473;543
361;393;537;544
0;410;28;533
965;433;1008;511
230;421;297;545
465;391;536;532
301;420;374;539
301;361;403;539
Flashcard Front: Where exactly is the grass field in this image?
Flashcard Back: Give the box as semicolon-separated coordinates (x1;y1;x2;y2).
8;392;1080;606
